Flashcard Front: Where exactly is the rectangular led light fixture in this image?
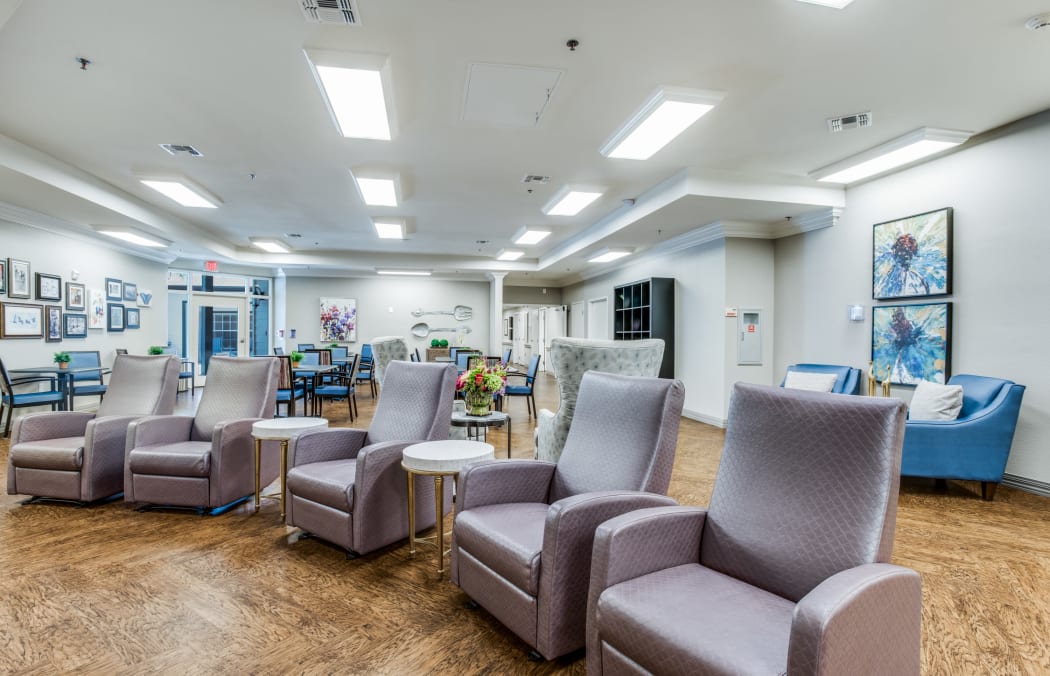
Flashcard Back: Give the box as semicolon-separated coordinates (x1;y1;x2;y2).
305;49;396;140
350;169;401;206
587;248;633;264
496;249;524;261
140;178;221;208
373;219;406;240
796;0;854;8
250;238;291;253
376;268;431;276
512;226;551;246
542;185;605;217
810;127;972;184
92;226;170;248
600;86;724;160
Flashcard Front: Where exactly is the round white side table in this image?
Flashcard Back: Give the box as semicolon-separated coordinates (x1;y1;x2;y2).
252;417;328;520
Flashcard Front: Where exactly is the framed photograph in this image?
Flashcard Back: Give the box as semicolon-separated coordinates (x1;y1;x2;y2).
123;281;138;303
107;302;125;332
105;278;123;301
45;304;62;342
35;272;62;301
320;298;357;342
65;282;86;310
873;207;952;300
8;258;30;299
1;302;44;338
0;259;5;294
63;312;87;338
88;288;105;329
872;302;951;386
125;307;141;329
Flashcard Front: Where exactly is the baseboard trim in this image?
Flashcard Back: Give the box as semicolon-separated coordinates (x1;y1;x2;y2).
1002;474;1050;498
682;408;726;428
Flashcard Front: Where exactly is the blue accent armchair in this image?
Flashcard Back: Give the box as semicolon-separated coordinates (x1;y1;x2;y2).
902;374;1025;501
780;363;862;395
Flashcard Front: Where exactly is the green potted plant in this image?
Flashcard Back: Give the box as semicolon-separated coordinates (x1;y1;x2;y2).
329;341;340;348
290;351;305;367
148;345;165;355
53;351;71;369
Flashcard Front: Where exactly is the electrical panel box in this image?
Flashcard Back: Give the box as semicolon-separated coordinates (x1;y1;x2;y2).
738;309;762;365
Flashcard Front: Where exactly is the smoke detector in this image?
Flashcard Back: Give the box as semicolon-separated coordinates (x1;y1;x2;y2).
1026;13;1050;30
159;144;203;157
300;0;359;25
826;111;872;133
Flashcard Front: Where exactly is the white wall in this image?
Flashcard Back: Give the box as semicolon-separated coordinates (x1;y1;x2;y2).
724;237;776;408
774;111;1050;485
283;276;490;357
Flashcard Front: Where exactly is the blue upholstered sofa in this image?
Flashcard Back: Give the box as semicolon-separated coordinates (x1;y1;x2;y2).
901;374;1025;501
780;363;862;395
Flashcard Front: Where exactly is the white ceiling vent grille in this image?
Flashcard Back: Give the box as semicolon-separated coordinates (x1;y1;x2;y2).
521;174;550;184
159;144;203;157
300;0;358;25
827;111;872;133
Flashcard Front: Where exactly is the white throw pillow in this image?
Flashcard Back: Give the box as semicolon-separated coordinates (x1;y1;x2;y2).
784;371;838;393
909;380;963;421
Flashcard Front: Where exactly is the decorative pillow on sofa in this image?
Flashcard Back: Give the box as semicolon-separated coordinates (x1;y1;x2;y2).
784;371;838;392
909;380;963;421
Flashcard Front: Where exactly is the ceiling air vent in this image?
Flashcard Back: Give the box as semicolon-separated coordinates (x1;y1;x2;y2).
521;175;551;184
159;144;203;157
300;0;359;25
826;111;872;133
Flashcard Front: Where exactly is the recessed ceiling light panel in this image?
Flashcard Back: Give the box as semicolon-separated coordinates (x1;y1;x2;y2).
250;238;291;253
376;268;431;276
139;177;221;208
542;185;606;216
512;226;551;246
373;219;406;239
795;0;854;8
350;169;401;206
92;226;171;248
496;249;524;261
810;127;972;184
304;49;396;140
587;248;633;264
600;86;724;160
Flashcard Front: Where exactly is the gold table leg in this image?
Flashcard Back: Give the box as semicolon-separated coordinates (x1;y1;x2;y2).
279;439;289;521
254;438;262;512
435;474;445;575
407;470;416;555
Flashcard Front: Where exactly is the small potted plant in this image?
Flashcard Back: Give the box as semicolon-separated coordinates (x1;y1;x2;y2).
329;341;340;348
290;351;305;368
148;345;165;355
53;351;71;369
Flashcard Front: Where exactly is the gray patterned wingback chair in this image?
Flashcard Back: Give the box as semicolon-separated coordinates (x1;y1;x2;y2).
536;337;664;463
285;361;457;555
8;354;180;504
451;371;685;660
587;383;921;675
369;336;409;386
123;356;279;514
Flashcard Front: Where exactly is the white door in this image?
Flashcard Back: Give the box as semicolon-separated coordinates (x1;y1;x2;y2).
570;301;585;337
188;294;249;385
586;297;609;339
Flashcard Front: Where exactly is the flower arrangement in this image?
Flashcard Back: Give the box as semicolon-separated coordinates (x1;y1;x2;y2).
456;362;507;416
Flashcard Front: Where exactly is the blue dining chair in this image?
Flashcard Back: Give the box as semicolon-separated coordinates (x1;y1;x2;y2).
312;353;358;420
68;350;108;406
502;354;541;417
0;358;66;437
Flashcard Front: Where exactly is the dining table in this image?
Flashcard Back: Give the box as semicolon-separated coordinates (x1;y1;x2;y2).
8;365;112;411
291;363;338;416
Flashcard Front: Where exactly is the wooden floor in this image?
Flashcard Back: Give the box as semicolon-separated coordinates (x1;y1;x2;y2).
2;372;1049;674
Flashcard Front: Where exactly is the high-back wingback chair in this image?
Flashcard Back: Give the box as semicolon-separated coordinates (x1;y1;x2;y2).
285;361;457;555
902;374;1025;500
8;355;180;504
451;371;685;660
124;356;279;514
536;337;664;462
370;336;409;386
780;362;862;394
587;383;920;675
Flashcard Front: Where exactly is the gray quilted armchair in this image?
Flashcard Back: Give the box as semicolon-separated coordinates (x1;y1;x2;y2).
8;354;180;504
285;361;456;556
124;356;279;514
587;383;921;675
451;371;685;660
369;336;409;386
536;337;664;463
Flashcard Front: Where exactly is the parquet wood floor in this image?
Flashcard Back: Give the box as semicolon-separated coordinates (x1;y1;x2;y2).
1;372;1049;674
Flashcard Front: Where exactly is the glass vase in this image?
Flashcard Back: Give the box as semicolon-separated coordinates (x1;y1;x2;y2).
464;389;493;416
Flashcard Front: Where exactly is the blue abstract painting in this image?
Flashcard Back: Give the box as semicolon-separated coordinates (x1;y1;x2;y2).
873;207;952;300
872;303;951;385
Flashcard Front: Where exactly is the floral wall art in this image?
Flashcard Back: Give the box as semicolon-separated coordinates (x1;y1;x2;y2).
873;207;952;300
872;302;951;385
320;298;357;342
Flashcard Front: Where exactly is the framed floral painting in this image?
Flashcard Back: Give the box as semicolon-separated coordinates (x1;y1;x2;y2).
320;298;357;342
872;207;952;300
872;302;951;385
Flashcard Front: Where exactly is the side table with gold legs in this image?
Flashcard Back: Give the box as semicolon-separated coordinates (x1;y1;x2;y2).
401;440;495;575
251;417;328;520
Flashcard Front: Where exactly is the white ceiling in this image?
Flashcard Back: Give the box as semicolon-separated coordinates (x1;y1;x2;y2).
0;0;1048;285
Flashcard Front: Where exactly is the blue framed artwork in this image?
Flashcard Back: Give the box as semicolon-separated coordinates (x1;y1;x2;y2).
107;302;125;332
125;307;140;329
872;302;951;385
873;207;952;300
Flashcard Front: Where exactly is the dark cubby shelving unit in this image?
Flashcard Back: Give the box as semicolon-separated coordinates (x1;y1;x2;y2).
613;277;675;378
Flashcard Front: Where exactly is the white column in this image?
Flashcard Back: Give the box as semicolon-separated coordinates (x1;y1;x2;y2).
274;267;287;351
487;272;506;356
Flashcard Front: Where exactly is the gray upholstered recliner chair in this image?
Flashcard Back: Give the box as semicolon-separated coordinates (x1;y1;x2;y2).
536;337;664;462
451;371;685;660
285;361;456;556
587;383;921;675
369;336;409;386
124;356;279;514
8;354;180;504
